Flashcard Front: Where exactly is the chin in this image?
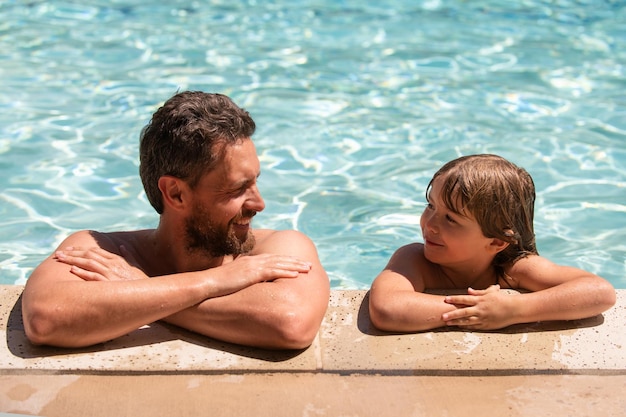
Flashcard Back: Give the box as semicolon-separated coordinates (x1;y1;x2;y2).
236;234;256;254
423;248;443;264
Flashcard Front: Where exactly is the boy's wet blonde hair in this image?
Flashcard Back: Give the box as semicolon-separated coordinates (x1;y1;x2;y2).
426;154;538;274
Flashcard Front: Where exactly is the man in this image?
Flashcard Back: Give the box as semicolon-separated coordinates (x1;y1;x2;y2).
22;91;330;350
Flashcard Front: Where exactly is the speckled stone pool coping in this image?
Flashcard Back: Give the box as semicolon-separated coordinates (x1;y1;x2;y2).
1;285;624;376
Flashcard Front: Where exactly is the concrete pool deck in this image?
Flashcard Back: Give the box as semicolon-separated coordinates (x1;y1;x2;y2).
0;285;624;416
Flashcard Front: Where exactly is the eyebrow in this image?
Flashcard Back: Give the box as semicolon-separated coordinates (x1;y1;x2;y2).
429;190;471;219
229;172;261;191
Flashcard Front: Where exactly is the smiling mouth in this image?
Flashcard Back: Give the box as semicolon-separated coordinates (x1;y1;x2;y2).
233;221;251;231
233;210;256;227
232;216;254;230
425;238;444;247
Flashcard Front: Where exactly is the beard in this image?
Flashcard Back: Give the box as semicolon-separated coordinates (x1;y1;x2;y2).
185;204;256;258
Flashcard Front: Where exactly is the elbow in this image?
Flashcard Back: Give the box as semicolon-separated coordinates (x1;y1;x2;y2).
576;279;618;319
267;295;327;350
267;280;329;350
21;287;64;346
597;281;617;313
23;305;59;346
22;299;80;348
368;294;398;332
271;309;323;350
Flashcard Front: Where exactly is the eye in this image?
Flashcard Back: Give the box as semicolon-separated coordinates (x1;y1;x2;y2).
229;185;248;197
445;214;457;224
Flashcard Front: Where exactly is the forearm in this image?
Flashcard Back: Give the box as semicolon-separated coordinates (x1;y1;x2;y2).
163;279;328;350
513;279;616;324
22;276;212;347
369;291;455;332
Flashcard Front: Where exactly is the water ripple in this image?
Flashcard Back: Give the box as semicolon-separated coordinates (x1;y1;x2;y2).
1;0;624;287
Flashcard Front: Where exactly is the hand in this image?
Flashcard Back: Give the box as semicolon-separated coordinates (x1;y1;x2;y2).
441;285;516;330
219;253;312;287
192;253;312;299
54;246;147;281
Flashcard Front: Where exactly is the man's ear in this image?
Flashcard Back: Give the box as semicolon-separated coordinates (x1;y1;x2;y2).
489;238;510;254
158;176;188;211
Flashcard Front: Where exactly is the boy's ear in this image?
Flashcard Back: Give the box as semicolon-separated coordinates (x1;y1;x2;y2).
158;176;189;211
489;238;510;254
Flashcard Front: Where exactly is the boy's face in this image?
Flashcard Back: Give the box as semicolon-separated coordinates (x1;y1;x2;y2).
420;177;496;268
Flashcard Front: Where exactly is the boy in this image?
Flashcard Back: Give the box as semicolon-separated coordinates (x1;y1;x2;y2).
369;154;615;332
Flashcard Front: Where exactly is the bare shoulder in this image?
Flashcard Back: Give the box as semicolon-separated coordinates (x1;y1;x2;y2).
94;229;154;254
253;228;311;242
386;242;427;272
26;229;152;285
373;242;432;292
505;254;599;291
24;230;100;288
250;229;329;298
390;242;424;260
54;229;152;254
251;229;318;256
50;230;106;252
508;254;570;275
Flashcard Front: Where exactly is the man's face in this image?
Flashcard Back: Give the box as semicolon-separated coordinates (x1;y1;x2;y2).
184;139;265;257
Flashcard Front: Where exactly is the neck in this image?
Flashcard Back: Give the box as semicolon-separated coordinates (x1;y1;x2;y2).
438;262;499;290
151;225;225;274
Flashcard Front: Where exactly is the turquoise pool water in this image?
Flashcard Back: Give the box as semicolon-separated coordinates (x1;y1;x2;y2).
1;1;625;288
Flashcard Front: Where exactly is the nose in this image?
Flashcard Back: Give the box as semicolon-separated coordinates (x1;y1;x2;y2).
246;185;265;212
421;209;439;234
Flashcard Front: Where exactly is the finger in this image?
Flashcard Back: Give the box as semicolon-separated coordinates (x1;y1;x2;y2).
56;252;108;275
69;265;108;281
274;260;312;272
56;248;110;264
54;251;85;265
457;323;481;330
267;265;308;279
467;285;498;296
442;303;481;320
444;295;477;306
267;270;300;280
82;247;118;261
445;316;479;327
442;308;470;322
266;254;311;268
254;255;312;275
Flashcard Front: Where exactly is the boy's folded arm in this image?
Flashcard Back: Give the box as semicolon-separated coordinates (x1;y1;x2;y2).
369;275;456;332
511;279;615;323
508;257;616;323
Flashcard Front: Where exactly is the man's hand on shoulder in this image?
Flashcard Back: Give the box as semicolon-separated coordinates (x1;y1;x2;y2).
54;245;147;282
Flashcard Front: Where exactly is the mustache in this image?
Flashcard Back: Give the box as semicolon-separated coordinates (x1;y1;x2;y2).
233;210;257;222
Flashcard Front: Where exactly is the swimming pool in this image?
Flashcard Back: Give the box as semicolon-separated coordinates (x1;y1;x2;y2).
1;1;625;289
